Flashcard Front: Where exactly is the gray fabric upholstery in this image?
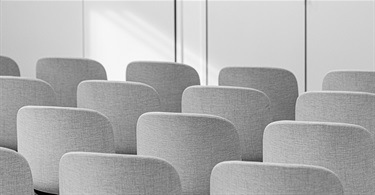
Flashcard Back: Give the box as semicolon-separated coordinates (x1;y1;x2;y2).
219;67;298;121
263;121;375;194
77;80;161;154
0;56;20;76
59;152;182;195
323;70;375;94
0;147;34;195
126;61;200;112
0;77;56;150
36;58;107;107
182;86;271;161
296;91;375;138
211;161;344;195
17;106;115;194
137;112;241;195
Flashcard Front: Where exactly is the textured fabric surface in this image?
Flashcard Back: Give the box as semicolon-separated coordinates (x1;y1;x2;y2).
182;86;271;161
323;70;375;94
126;61;200;112
263;121;375;194
0;56;20;76
77;80;161;154
137;112;241;195
211;161;344;195
0;147;34;195
296;91;375;139
59;152;182;195
36;58;107;107
219;67;298;121
0;77;56;150
17;106;115;194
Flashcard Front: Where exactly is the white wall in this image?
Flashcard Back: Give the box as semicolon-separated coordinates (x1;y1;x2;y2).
0;0;175;81
84;1;175;81
0;1;83;78
207;0;305;94
177;0;207;84
0;0;2;55
307;0;374;91
1;0;374;90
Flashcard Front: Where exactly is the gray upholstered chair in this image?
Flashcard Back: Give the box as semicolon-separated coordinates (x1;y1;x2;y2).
219;67;298;121
0;77;56;150
0;56;20;76
126;61;200;112
211;161;344;195
137;112;241;195
323;70;375;94
263;121;375;194
296;91;375;138
59;152;182;195
17;106;115;195
36;58;107;107
182;86;271;161
0;147;34;195
77;80;161;154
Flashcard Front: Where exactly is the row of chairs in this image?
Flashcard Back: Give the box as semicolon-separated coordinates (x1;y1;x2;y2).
6;106;373;194
3;55;375;118
1;56;296;119
6;76;374;163
0;148;344;195
4;90;375;194
2;55;375;194
2;55;374;121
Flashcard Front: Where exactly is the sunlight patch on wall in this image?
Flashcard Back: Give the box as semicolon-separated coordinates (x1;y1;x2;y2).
85;2;174;81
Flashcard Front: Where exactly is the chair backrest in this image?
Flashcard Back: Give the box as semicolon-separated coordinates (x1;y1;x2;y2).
0;56;20;76
296;91;375;139
182;86;271;161
219;67;298;121
263;121;375;194
36;58;107;107
17;106;115;194
137;112;241;195
211;161;344;195
323;70;375;93
60;152;182;195
126;61;200;112
77;80;161;154
0;77;56;150
0;147;34;195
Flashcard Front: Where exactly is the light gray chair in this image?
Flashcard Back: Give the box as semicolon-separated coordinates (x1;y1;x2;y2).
0;56;20;76
182;86;271;161
263;121;375;194
296;91;375;139
323;70;375;94
17;106;115;195
126;61;200;112
77;80;161;154
137;112;241;195
0;147;34;195
36;58;107;107
219;67;298;121
0;77;56;150
59;152;182;195
211;161;344;195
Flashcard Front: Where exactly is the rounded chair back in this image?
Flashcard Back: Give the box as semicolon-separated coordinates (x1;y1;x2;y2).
137;112;241;195
182;86;271;161
77;80;161;154
263;121;375;194
36;57;107;107
126;61;200;112
17;106;115;194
